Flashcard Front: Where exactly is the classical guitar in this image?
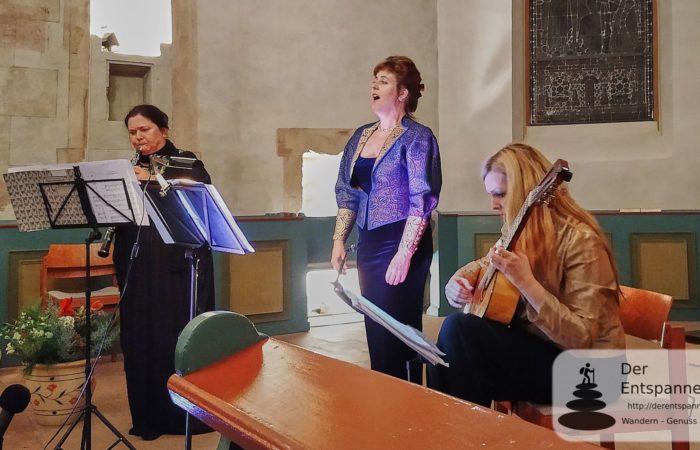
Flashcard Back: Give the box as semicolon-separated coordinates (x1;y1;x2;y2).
465;159;573;324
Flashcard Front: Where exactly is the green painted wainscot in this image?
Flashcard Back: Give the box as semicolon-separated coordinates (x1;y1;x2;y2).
3;210;697;368
0;216;352;368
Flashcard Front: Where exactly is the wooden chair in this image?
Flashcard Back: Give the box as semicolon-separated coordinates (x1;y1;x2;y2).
40;243;120;311
502;285;688;449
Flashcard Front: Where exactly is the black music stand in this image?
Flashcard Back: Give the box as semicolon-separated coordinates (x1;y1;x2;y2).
26;166;139;450
143;180;253;450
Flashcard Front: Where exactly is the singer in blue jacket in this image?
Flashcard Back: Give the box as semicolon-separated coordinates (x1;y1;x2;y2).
331;56;441;383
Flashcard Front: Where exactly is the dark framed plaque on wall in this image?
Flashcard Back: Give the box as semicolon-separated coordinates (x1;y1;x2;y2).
528;0;655;125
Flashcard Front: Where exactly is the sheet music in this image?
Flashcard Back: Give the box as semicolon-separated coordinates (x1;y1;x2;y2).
204;184;255;254
175;187;209;241
332;281;448;367
144;183;254;255
4;165;82;231
3;159;148;231
78;159;148;225
7;163;75;173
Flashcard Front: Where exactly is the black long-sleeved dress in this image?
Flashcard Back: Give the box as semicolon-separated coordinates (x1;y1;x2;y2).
113;139;215;439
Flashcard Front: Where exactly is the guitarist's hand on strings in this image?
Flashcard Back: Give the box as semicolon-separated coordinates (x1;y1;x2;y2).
445;257;486;308
445;274;474;308
490;246;537;295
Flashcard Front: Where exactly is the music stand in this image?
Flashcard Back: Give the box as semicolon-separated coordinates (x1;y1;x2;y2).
331;251;447;382
4;161;141;450
143;180;253;450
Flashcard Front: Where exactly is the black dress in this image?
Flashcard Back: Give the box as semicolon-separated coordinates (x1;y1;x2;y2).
352;157;433;383
113;140;215;439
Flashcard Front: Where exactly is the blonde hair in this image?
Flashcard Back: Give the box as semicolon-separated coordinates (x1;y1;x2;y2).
481;143;618;288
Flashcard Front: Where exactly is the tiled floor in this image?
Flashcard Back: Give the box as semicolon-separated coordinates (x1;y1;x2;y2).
1;317;698;449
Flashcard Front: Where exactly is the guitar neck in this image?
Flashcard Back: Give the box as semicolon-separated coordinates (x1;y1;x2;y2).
502;190;537;250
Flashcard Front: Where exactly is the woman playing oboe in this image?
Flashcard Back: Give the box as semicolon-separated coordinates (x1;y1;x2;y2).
113;104;214;441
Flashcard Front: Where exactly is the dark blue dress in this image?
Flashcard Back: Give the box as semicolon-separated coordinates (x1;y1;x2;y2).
351;156;433;383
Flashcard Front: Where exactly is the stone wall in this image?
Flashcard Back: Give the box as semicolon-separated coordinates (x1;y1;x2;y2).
0;0;89;217
3;1;700;219
0;0;172;220
86;36;172;162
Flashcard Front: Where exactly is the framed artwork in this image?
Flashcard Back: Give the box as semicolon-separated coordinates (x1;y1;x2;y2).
528;0;655;125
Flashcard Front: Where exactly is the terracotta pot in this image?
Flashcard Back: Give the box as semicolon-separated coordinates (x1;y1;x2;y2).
23;360;95;426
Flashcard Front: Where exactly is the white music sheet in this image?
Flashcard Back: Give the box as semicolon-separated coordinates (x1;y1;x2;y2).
79;159;148;225
4;159;147;231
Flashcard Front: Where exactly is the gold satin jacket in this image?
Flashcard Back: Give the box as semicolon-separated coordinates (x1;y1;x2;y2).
457;217;626;350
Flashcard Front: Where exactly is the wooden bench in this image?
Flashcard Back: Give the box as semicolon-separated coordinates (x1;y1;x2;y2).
167;311;595;449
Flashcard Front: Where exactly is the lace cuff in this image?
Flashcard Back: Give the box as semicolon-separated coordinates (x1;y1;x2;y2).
398;216;429;256
333;208;356;241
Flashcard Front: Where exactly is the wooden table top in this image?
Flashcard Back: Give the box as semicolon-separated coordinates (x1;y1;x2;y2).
168;337;594;449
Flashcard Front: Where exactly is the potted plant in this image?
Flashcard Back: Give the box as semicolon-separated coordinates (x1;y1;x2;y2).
1;299;119;425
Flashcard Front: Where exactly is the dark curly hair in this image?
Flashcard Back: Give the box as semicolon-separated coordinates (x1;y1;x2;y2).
124;104;169;129
373;56;424;119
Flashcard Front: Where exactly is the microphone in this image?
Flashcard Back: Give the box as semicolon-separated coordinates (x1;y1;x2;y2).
149;155;202;198
98;148;141;259
148;155;172;198
0;384;31;448
98;227;116;258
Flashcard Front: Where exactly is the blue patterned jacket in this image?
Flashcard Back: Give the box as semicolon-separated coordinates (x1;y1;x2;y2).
333;116;441;241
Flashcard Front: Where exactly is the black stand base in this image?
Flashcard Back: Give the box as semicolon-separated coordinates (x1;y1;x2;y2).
54;403;136;450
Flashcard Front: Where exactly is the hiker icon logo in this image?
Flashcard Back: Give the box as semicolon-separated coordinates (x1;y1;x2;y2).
558;362;616;431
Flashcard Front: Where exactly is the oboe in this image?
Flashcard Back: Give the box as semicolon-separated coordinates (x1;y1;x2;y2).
97;150;141;258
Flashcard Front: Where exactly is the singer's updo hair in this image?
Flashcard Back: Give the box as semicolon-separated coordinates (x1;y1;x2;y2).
373;56;424;119
124;104;170;130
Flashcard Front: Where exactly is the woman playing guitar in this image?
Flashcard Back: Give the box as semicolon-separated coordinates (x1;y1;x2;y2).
428;143;625;407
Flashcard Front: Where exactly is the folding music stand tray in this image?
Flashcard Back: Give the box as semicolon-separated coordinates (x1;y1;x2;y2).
143;180;254;450
5;163;140;450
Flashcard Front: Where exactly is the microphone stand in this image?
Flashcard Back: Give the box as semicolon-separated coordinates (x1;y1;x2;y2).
183;247;202;450
144;157;205;450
